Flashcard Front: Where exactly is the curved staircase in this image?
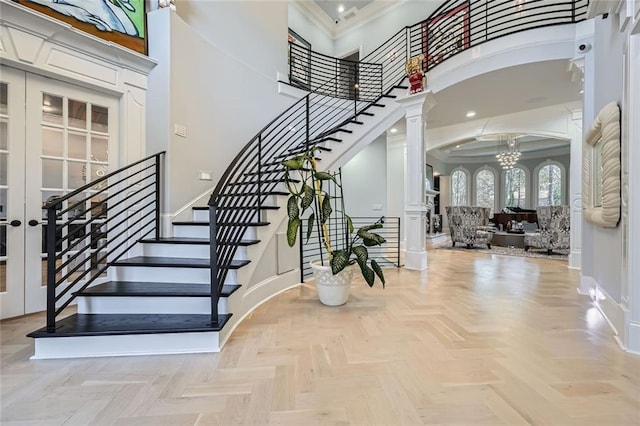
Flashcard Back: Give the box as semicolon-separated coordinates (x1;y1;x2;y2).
28;0;588;358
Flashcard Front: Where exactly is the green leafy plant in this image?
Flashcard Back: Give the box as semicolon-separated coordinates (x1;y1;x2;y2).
282;146;386;287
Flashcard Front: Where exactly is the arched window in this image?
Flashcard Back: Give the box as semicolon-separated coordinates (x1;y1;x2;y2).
451;168;468;206
505;166;526;208
537;163;563;206
475;168;496;213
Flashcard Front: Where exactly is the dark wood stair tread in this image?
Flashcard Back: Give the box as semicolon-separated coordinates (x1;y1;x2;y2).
27;313;232;338
312;136;342;143
218;221;270;227
219;239;261;246
215;190;289;196
113;256;250;269
327;128;353;134
173;221;270;227
139;237;260;246
140;237;209;245
193;205;279;211
227;178;298;186
276;146;331;159
77;281;241;297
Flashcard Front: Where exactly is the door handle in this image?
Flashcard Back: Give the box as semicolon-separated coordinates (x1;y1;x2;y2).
10;220;21;227
28;220;40;227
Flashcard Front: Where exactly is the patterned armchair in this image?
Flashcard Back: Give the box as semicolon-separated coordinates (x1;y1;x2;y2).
524;205;570;254
446;206;492;249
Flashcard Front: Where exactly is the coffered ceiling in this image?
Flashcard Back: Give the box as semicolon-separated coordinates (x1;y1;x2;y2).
389;60;582;163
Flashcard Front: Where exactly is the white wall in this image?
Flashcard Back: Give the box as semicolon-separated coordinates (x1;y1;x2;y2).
334;1;440;57
341;135;388;217
288;2;334;55
147;6;294;213
387;135;406;236
177;1;288;84
582;14;625;302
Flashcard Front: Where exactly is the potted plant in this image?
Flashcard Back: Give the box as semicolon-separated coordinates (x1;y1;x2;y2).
282;146;386;305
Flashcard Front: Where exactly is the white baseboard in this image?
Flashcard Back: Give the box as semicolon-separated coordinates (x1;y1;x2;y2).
578;273;595;295
626;321;640;355
568;249;581;270
581;274;635;353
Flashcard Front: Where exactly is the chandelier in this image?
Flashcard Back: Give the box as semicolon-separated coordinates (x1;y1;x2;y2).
496;134;521;170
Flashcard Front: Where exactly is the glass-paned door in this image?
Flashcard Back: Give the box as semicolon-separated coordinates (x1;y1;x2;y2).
0;67;118;319
0;67;26;319
24;74;117;315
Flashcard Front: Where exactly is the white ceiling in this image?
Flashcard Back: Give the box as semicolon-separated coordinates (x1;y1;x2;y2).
389;59;582;163
313;0;375;21
426;60;581;128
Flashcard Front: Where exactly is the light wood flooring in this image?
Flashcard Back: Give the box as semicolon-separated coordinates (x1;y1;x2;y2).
1;250;639;425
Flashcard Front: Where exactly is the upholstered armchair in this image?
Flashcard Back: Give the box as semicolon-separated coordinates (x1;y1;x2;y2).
445;206;492;249
524;205;570;254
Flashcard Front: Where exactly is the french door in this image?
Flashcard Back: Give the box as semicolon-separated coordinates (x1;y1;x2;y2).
0;66;118;319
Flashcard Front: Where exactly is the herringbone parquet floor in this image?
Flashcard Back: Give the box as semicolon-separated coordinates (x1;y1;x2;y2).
2;250;639;425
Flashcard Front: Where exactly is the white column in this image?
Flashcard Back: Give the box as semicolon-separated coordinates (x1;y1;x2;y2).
571;43;595;292
395;92;434;270
625;32;640;354
568;108;583;270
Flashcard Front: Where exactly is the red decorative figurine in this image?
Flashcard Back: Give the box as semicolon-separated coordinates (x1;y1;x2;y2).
405;54;426;94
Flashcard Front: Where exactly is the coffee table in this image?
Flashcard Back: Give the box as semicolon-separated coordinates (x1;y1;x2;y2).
490;231;525;248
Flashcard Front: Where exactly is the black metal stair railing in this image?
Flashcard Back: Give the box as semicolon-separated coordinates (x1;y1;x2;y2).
206;0;589;323
43;152;165;332
300;215;401;281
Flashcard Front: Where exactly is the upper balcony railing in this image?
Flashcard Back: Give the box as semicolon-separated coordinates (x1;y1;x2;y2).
208;0;588;321
289;0;589;97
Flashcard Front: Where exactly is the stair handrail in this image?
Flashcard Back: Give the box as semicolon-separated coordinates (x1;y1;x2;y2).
205;0;588;324
43;152;165;332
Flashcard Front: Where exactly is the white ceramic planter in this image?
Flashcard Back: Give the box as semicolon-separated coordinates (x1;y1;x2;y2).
309;260;354;306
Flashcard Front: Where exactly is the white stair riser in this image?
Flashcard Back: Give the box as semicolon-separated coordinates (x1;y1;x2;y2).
32;331;221;359
173;225;209;238
141;244;248;261
77;296;228;315
192;209;210;222
192;209;275;222
143;243;209;259
112;266;237;284
174;225;258;240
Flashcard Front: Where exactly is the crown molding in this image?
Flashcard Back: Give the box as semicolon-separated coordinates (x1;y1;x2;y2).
292;0;407;40
291;0;335;38
333;0;407;39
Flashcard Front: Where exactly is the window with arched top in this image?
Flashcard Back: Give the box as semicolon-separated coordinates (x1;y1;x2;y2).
537;163;563;206
451;168;468;206
475;168;496;213
505;167;526;208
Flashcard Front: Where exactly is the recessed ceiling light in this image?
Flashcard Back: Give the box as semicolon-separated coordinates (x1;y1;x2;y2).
455;144;461;148
337;4;345;13
390;127;398;133
465;111;476;118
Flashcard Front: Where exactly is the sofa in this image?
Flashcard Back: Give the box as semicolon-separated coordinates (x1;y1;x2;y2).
524;205;570;254
445;206;492;249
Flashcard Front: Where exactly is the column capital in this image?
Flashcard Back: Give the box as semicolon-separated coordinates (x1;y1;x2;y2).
396;90;437;118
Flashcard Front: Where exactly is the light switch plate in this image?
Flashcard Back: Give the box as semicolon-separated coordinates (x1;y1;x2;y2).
174;124;187;138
